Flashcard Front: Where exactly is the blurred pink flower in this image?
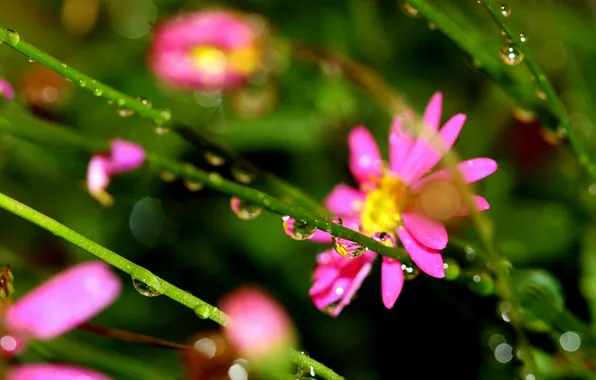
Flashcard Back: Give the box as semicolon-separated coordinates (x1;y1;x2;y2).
219;286;295;362
0;78;15;101
149;10;262;91
86;139;145;205
6;364;112;380
310;92;497;314
3;261;121;342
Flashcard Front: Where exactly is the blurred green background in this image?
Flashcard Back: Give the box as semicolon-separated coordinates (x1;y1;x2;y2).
2;0;596;379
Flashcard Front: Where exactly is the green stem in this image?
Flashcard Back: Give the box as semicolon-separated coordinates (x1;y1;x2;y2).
0;26;326;216
0;191;343;380
0;115;411;264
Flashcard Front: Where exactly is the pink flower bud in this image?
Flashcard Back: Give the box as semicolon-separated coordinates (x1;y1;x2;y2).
3;261;121;340
149;10;263;91
219;286;295;367
6;364;112;380
0;79;15;101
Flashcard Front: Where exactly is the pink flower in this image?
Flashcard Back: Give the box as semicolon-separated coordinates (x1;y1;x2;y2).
3;261;121;343
310;92;497;314
149;10;262;91
0;78;15;101
219;286;295;362
87;139;145;205
6;364;112;380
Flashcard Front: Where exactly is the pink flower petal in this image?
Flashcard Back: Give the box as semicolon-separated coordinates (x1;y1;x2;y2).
332;259;375;317
381;256;404;309
86;155;111;194
402;211;448;250
324;184;365;215
309;230;333;243
347;126;383;186
310;267;339;294
6;364;112;380
0;78;15;101
423;92;443;132
397;227;445;278
389;115;413;175
410;114;467;181
412;158;498;191
456;195;491;216
110;139;145;173
4;261;121;340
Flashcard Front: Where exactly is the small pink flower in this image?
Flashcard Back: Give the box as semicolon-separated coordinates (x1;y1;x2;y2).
310;92;497;314
3;261;121;341
6;364;112;380
86;139;145;205
0;78;15;101
149;10;262;91
219;286;295;362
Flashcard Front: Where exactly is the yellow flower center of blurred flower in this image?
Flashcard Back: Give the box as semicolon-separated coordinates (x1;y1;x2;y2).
190;45;260;76
360;175;408;234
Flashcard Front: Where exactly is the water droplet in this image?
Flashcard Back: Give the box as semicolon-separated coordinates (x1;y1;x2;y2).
230;163;255;184
559;331;581;352
208;172;223;185
401;263;420;281
78;79;86;87
159;109;172;122
184;179;204;192
541;126;567;145
61;63;67;68
93;88;103;97
464;245;477;261
228;360;250;380
399;2;419;17
494;343;513;363
230;197;263;220
295;350;316;378
500;42;524;65
281;216;316;240
443;258;461;280
536;89;547;100
107;99;113;105
0;333;25;355
6;29;20;45
154;126;171;135
160;171;177;182
500;29;506;36
468;271;495;296
372;232;395;247
27;57;35;64
205;151;226;167
499;3;511;17
333;235;366;258
138;97;152;108
132;278;161;297
117;107;134;117
519;32;527;43
498;301;512;322
194;304;211;319
513;108;536;123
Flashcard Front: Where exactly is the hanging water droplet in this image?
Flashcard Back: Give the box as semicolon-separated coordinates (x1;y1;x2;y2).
399;2;420;17
401;263;420;281
132;278;161;297
93;88;103;97
332;235;366;258
281;216;316;240
159;109;172;122
154;126;171;135
78;79;86;87
205;151;226;167
137;97;152;108
372;232;395;247
194;304;211;319
6;29;20;45
27;57;35;64
443;258;461;280
160;171;177;182
519;32;527;43
230;197;263;220
230;163;255;184
183;179;204;192
468;271;495;296
500;42;524;65
117;107;134;117
499;3;511;17
295;350;316;378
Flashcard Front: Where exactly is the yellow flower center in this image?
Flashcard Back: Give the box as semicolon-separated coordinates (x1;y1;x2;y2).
190;45;260;76
360;175;408;235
